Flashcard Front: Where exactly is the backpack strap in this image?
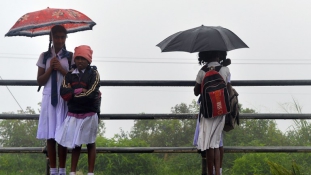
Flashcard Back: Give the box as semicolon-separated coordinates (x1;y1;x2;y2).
67;52;73;70
201;65;222;72
201;65;209;72
215;66;222;72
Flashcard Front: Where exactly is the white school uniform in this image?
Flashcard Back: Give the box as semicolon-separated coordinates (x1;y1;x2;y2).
55;69;99;148
55;113;98;148
36;48;71;139
195;62;230;150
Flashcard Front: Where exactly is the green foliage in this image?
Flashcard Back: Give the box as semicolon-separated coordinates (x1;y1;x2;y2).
0;106;46;174
268;161;301;175
156;153;201;175
1;100;311;174
0;106;45;147
82;133;158;175
229;153;293;175
130;100;199;147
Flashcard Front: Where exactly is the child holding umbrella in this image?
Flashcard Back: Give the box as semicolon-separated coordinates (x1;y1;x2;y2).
194;51;231;175
36;25;72;175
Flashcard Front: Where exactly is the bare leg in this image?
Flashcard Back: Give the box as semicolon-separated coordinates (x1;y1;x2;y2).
207;148;214;175
58;144;67;168
214;148;221;175
87;143;96;173
71;146;81;172
47;139;57;168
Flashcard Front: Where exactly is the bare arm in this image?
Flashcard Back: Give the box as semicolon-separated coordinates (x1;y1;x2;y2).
37;66;53;86
37;57;68;86
194;83;201;96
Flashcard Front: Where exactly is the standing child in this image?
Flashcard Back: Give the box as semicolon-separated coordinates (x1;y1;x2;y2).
194;51;231;175
36;25;72;175
55;45;100;175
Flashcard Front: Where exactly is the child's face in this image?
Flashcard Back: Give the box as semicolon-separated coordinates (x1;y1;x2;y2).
52;32;66;51
74;56;89;70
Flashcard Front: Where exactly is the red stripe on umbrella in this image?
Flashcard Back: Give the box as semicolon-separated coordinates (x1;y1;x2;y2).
5;7;96;37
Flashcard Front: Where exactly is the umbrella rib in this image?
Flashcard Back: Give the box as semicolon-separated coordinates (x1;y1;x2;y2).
189;27;202;53
5;8;96;37
156;26;248;53
161;31;184;52
7;20;95;33
214;28;229;51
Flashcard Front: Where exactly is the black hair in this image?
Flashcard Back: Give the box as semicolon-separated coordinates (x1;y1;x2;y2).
198;51;227;65
47;25;68;53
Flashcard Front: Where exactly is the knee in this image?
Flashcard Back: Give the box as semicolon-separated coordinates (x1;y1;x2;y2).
47;139;56;144
87;143;96;149
200;150;206;158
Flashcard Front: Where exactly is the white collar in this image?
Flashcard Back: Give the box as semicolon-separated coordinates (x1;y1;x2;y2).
207;62;221;67
72;68;86;74
51;46;63;58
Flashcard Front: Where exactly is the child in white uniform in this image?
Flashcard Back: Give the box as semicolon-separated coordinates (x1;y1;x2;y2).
194;51;230;175
56;45;100;175
36;25;72;175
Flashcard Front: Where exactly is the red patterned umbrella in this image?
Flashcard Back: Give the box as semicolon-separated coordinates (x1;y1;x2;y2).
5;7;96;37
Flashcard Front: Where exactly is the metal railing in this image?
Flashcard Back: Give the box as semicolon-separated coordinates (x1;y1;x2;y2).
1;79;311;153
1;79;311;174
1;146;311;154
1;79;311;86
1;113;311;120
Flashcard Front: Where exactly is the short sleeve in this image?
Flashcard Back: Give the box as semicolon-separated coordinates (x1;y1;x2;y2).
227;72;231;83
225;67;231;83
36;53;45;68
195;70;205;84
218;66;231;84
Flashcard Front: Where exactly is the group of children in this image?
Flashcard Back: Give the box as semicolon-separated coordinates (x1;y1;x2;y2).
36;25;100;175
35;25;230;175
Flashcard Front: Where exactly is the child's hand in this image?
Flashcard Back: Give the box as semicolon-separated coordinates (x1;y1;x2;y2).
52;58;63;71
82;88;87;93
67;83;71;88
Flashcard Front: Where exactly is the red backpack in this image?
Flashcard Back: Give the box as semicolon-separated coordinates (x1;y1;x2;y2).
200;66;230;118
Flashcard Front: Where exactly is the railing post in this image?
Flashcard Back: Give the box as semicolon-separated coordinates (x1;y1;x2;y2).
198;150;207;175
201;157;207;175
43;145;50;175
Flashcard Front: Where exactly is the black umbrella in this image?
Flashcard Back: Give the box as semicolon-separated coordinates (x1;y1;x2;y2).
156;25;248;53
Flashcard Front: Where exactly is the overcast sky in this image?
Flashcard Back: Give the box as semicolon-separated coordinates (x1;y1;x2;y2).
1;0;311;138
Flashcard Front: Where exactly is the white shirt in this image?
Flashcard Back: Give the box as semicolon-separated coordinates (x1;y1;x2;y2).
36;48;71;94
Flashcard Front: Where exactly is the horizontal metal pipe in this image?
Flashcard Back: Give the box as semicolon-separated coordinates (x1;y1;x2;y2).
1;80;311;86
1;113;311;120
1;146;311;153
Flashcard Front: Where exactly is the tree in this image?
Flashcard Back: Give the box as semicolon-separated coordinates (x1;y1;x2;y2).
268;161;301;175
0;103;107;174
0;107;45;147
79;131;159;175
225;105;286;147
128;100;202;175
130;100;199;147
0;106;46;174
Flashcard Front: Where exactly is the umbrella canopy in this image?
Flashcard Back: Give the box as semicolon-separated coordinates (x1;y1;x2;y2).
156;25;248;53
5;7;96;37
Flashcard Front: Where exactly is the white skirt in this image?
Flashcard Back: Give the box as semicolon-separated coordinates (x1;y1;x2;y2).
196;114;225;151
55;113;98;148
36;93;68;139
